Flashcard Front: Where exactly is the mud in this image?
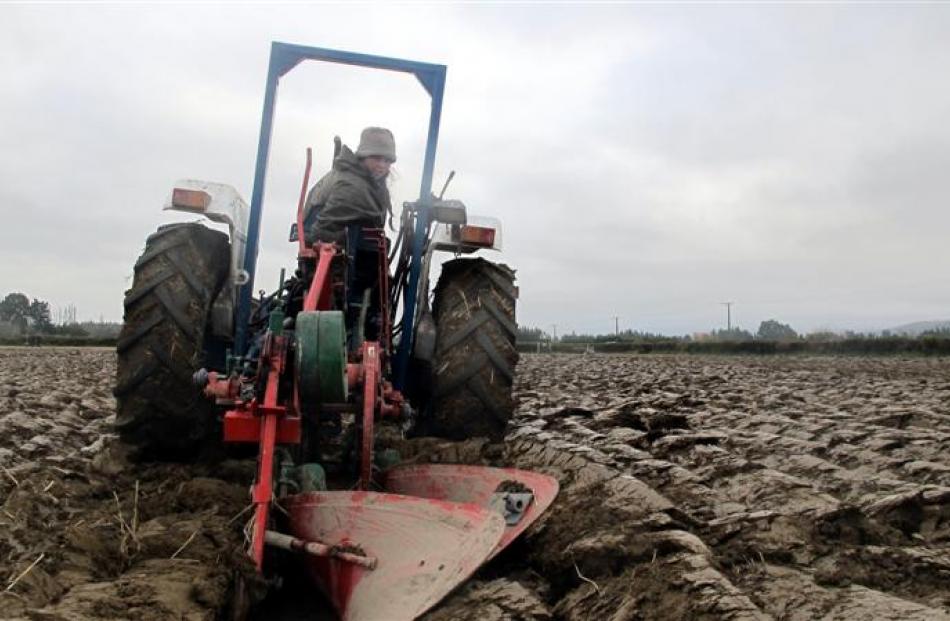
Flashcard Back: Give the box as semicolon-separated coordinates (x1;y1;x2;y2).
3;348;949;620
412;354;950;620
0;348;256;620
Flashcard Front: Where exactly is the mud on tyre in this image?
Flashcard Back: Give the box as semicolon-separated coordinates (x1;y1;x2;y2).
114;223;230;460
428;258;518;441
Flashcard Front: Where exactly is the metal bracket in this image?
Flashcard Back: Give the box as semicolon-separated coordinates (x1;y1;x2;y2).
489;492;534;526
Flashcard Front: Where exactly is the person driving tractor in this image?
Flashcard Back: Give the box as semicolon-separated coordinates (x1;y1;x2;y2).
302;126;397;345
303;126;396;244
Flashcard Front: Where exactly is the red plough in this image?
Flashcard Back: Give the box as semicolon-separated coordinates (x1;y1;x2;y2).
199;227;557;619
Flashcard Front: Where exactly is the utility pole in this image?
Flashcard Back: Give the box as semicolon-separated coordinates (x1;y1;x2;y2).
720;302;733;331
612;316;619;336
551;324;558;341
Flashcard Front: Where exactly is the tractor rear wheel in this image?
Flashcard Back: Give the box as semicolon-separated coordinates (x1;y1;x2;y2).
428;258;519;441
113;223;230;460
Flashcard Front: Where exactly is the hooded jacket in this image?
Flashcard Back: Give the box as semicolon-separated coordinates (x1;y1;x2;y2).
303;145;392;243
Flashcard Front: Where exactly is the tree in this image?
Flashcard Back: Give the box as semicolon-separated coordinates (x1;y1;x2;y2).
756;319;798;341
54;323;88;337
517;325;546;342
0;293;30;333
0;293;57;334
805;330;838;342
711;327;754;342
29;298;53;333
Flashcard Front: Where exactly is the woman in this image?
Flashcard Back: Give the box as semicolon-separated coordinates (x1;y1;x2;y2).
304;126;396;244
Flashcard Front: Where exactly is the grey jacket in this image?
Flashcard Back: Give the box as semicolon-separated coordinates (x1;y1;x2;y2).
303;145;392;243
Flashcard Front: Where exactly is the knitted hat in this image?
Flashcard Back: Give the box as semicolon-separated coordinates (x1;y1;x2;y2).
355;127;396;162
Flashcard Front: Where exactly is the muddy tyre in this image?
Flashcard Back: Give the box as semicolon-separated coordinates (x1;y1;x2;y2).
114;223;230;460
429;258;518;441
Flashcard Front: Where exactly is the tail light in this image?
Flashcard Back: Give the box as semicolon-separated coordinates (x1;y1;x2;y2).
458;225;496;247
171;188;212;212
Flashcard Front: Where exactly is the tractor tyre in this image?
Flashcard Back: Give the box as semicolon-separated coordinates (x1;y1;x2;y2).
429;258;519;441
113;223;230;460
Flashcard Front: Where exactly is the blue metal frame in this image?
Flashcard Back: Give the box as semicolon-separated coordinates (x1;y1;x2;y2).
234;41;446;389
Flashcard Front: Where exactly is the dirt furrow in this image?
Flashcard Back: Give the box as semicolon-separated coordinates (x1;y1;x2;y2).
504;354;950;619
3;348;949;620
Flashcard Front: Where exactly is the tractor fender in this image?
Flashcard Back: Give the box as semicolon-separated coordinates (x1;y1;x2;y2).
163;179;250;338
430;213;504;254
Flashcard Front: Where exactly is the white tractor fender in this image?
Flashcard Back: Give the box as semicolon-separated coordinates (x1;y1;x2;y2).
430;214;504;254
163;179;250;338
163;179;250;287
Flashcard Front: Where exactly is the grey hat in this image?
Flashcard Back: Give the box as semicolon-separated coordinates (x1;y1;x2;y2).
355;127;396;162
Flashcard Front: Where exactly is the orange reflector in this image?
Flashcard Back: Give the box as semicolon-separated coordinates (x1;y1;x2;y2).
459;225;495;246
172;188;212;212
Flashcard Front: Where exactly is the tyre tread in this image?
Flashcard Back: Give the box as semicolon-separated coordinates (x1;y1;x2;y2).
428;258;519;440
114;222;230;460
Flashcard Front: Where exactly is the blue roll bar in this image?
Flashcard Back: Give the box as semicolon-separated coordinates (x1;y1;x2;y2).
234;41;446;388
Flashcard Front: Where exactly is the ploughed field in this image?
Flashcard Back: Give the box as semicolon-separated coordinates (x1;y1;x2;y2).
2;348;949;620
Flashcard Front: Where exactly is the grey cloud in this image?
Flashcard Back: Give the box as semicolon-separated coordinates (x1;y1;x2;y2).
2;3;949;336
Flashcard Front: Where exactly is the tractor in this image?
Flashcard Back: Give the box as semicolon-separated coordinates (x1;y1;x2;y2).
113;42;557;620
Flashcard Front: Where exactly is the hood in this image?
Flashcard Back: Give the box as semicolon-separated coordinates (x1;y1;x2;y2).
333;145;374;181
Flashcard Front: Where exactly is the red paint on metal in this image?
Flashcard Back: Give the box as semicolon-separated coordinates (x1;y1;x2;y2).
303;243;337;311
251;411;278;569
359;342;379;490
380;464;559;560
380;382;404;418
296;147;315;258
239;333;301;571
250;355;281;569
202;371;239;400
287;491;505;621
346;363;362;391
223;409;300;444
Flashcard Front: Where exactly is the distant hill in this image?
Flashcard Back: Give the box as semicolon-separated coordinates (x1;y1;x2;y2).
888;320;950;336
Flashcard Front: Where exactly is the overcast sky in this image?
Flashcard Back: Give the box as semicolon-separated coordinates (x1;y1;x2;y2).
2;3;949;336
